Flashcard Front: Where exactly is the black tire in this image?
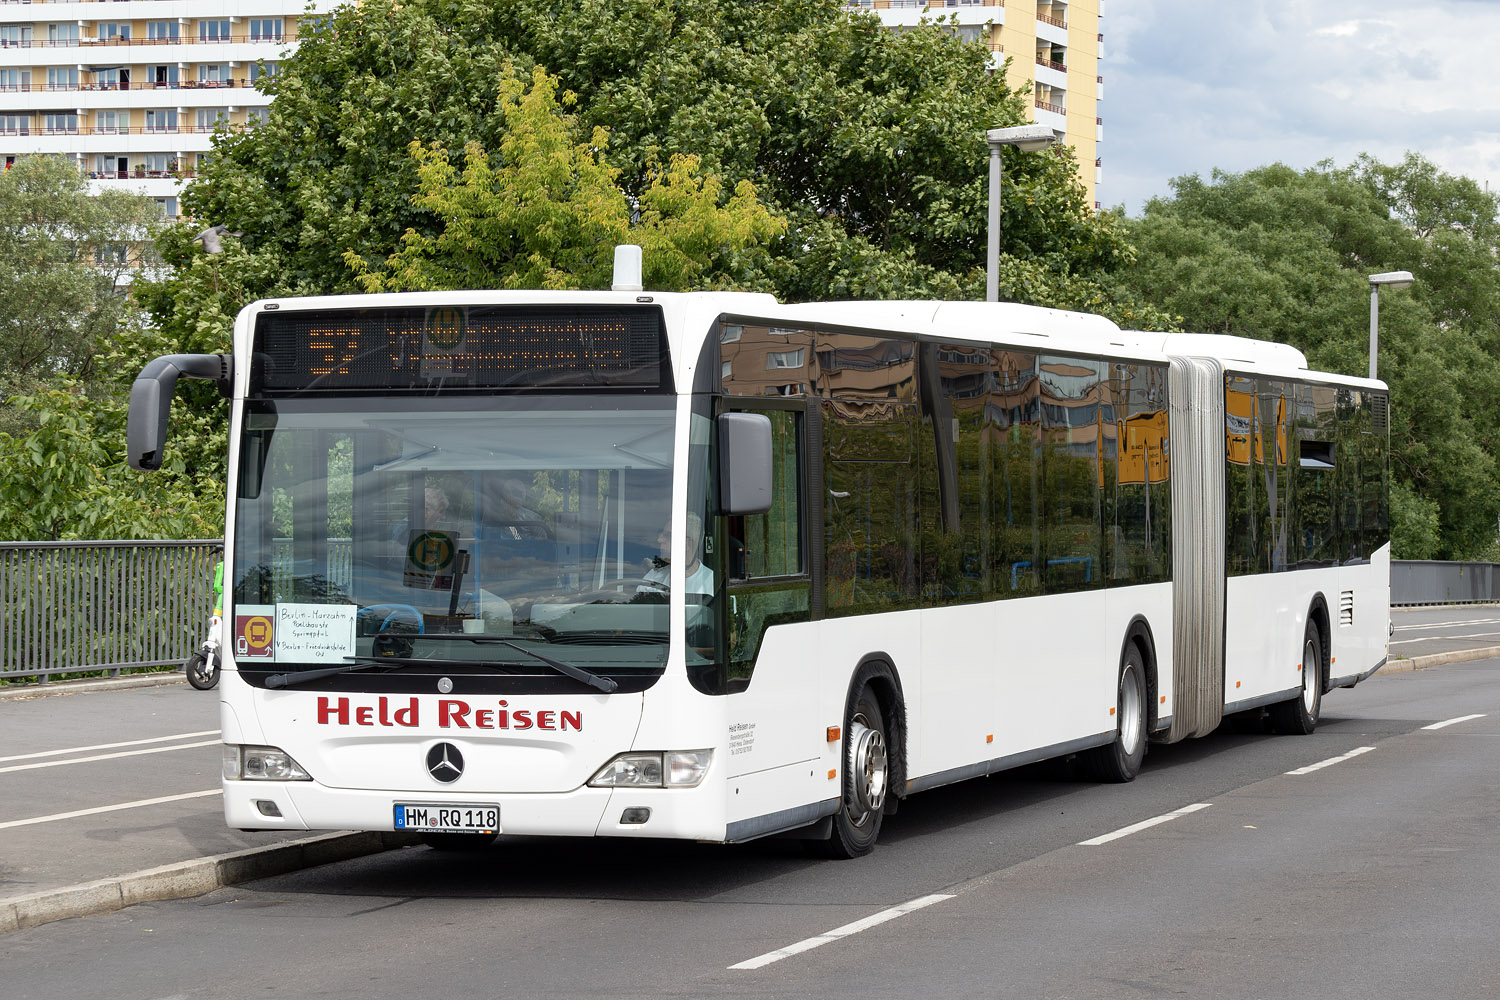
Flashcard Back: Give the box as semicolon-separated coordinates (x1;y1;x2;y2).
419;832;498;851
1081;643;1148;782
1270;622;1323;735
810;687;889;859
185;648;220;690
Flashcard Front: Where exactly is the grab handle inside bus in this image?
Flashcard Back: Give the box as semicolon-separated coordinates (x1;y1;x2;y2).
127;353;234;471
718;411;773;515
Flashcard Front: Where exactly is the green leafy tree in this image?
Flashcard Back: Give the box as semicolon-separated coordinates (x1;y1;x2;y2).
0;154;158;390
345;66;784;293
166;0;1171;326
1120;157;1500;558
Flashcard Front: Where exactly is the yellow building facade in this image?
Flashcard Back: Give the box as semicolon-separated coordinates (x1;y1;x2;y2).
847;0;1104;207
0;3;333;218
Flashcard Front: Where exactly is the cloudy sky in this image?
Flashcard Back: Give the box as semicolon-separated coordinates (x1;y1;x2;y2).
1103;0;1500;215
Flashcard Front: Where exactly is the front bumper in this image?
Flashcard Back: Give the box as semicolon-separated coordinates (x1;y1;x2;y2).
224;779;727;842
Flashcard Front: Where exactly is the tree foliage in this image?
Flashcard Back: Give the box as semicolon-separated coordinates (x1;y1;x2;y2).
168;0;1171;326
344;66;784;293
0;155;158;386
1119;156;1500;558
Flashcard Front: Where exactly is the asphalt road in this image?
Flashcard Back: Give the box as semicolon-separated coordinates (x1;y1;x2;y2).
2;611;1498;999
1391;603;1500;658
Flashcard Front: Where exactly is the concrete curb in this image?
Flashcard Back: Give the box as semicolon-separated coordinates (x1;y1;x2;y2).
0;671;186;701
0;830;419;935
1388;645;1500;673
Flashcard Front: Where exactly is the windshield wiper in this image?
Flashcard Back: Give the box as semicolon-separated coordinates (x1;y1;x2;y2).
411;634;619;692
266;655;515;689
488;640;618;693
264;647;618;694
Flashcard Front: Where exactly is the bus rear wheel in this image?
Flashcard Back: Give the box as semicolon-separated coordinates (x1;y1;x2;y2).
812;688;888;859
1081;644;1148;782
1270;623;1322;735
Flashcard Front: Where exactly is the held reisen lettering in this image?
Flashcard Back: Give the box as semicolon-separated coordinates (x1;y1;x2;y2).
315;696;582;731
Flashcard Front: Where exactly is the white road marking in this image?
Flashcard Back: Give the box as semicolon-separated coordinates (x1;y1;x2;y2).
1393;617;1500;631
0;740;221;774
1077;802;1212;846
0;730;220;764
1285;746;1376;775
729;893;955;970
0;789;222;830
1422;714;1486;730
1390;631;1500;646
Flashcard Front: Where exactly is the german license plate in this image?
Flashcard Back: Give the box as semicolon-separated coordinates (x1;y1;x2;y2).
393;803;499;834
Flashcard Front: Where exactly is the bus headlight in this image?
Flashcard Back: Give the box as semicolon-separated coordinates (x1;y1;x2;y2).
223;745;313;781
589;750;711;788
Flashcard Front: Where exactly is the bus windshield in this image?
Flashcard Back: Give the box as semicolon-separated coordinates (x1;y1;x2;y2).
230;395;678;691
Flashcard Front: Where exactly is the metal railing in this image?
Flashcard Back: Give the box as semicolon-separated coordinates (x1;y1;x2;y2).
0;539;220;683
1391;560;1500;606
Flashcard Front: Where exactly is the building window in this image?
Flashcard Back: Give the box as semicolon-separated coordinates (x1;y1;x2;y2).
0;69;23;92
250;19;284;41
149;65;180;88
147;22;180;41
143;153;173;175
97;23;132;42
247;107;271;125
153;197;179;219
765;349;806;370
251;61;279;84
43;113;78;133
198;64;231;86
195;108;228;130
199;20;232;43
48;23;80;44
47;68;77;90
0;114;30;135
0;25;35;47
145;109;178;132
95;110;126;134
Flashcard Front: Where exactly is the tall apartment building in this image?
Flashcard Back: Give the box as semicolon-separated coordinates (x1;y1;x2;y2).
848;0;1103;207
0;1;331;218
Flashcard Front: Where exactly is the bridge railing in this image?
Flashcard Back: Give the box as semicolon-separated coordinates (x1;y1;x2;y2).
0;539;221;683
1391;560;1500;606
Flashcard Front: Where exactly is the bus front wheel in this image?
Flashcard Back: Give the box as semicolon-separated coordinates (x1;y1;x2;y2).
1081;643;1148;782
813;687;888;859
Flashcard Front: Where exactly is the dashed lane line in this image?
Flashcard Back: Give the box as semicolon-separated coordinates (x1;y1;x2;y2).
1077;802;1213;846
729;893;956;970
1285;746;1376;775
1422;714;1487;730
0;740;221;775
0;730;219;764
0;789;222;830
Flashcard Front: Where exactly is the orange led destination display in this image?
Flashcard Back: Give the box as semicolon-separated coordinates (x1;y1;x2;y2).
252;304;670;393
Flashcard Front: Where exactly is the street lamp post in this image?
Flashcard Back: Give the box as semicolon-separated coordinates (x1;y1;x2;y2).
1367;270;1415;380
986;125;1058;302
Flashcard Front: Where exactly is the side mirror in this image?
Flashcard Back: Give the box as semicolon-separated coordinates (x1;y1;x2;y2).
127;353;233;471
718;411;773;515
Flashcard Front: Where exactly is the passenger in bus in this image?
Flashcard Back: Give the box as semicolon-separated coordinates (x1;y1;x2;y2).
391;486;456;545
483;475;549;539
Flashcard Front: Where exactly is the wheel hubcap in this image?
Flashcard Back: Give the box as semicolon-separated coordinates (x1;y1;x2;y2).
846;713;887;825
1120;665;1143;753
1302;639;1319;714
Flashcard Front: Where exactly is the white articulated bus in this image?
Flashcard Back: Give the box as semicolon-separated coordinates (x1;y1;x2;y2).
128;275;1389;858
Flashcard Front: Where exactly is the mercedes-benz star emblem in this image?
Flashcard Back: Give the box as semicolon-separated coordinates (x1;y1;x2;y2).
426;742;464;783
